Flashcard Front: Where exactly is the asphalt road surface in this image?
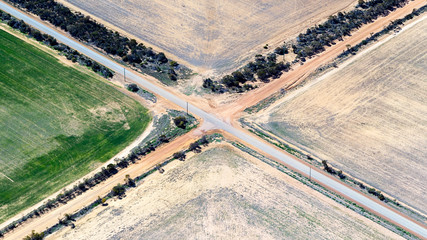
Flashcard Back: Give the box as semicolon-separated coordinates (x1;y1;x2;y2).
1;1;426;238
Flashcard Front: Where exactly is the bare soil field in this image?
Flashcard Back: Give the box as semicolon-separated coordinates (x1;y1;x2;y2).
248;17;427;214
60;0;355;72
50;144;401;239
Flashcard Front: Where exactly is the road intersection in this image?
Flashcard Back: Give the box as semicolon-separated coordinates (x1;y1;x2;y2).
0;1;426;238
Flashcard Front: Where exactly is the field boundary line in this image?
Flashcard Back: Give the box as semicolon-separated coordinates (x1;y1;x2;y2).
0;172;14;182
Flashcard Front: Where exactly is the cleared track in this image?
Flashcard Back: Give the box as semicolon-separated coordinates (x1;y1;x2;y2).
0;1;426;238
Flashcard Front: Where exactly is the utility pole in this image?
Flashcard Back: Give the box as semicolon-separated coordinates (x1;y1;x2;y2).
186;102;189;115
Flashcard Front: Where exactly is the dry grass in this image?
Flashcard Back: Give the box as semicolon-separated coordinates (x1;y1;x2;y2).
251;18;427;213
61;0;355;72
50;144;401;240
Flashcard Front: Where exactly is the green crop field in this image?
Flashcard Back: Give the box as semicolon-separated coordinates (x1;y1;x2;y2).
0;29;150;223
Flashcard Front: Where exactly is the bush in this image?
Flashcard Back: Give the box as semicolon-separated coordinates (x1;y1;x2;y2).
367;187;376;195
173;116;187;129
127;83;139;92
112;184;125;196
173;151;186;161
189;141;201;153
24;230;44;240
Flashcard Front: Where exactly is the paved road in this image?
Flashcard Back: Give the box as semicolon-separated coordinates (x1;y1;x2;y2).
1;1;426;238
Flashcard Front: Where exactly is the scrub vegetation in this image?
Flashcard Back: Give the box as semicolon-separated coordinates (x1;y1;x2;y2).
4;0;184;83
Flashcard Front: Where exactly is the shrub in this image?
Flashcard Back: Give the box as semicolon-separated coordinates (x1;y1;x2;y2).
173;116;187;129
112;184;126;196
173;151;186;161
24;230;44;240
127;83;139;92
367;187;376;195
189;141;201;153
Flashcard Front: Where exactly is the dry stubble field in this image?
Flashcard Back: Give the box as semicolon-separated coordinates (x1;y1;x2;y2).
60;0;355;72
50;144;401;240
249;17;427;213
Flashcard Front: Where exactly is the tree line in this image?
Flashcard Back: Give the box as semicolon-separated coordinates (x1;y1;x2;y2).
4;0;179;82
291;0;408;60
204;0;410;93
0;10;113;78
19;134;212;240
0;114;193;238
203;52;291;93
338;5;426;58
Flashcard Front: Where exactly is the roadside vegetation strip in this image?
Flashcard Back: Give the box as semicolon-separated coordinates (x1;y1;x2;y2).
0;9;113;78
23;134;416;239
0;110;197;238
203;0;411;93
240;119;427;225
0;28;151;225
19;134;216;239
230;140;419;239
3;0;186;84
45;138;409;239
241;8;427;223
243;4;427;116
337;4;427;59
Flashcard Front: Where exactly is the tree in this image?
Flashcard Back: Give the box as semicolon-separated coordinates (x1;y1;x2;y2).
112;184;126;196
274;47;285;55
169;73;177;81
199;135;209;147
173;116;188;129
156;52;168;63
189;141;201;153
173;151;186;161
127;83;139;92
321;160;335;174
159;134;169;143
221;75;239;88
107;164;118;175
232;71;246;84
24;230;44;240
125;174;135;187
256;69;269;82
337;170;346;179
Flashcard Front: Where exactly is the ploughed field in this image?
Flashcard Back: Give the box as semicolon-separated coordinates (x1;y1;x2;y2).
0;29;150;223
249;18;427;213
50;145;401;239
60;0;354;72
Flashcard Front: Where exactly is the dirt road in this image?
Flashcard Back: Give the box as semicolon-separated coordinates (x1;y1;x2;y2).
216;0;426;121
2;129;200;240
1;0;426;238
